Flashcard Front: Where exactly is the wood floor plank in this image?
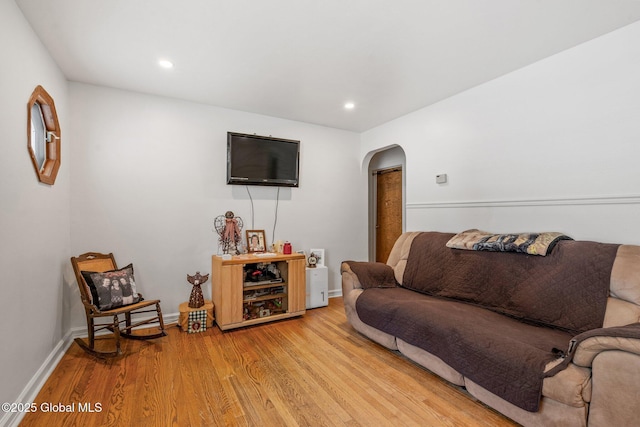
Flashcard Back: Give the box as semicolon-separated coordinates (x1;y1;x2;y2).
19;298;517;427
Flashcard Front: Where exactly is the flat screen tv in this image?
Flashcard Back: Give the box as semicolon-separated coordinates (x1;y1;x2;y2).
227;132;300;187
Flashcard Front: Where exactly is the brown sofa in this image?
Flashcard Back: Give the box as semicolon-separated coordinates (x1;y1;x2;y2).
341;231;640;427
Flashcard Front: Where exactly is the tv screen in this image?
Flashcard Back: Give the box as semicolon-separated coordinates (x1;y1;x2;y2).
227;132;300;187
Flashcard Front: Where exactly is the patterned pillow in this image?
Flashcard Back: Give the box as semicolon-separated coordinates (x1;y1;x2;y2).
81;264;142;310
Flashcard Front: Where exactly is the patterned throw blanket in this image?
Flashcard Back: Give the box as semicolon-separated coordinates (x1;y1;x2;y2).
446;229;573;256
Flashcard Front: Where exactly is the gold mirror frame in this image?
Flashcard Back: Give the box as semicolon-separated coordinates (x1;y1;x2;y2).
27;85;61;185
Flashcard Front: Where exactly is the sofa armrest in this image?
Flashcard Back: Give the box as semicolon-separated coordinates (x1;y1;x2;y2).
574;322;640;426
341;261;397;292
573;334;640;367
340;262;399;351
341;262;363;295
545;323;640;378
563;327;640;425
587;350;640;426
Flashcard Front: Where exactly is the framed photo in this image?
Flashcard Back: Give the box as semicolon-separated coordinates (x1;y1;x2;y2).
246;230;266;253
309;248;325;266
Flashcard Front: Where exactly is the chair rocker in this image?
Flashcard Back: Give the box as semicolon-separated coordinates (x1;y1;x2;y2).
71;252;166;357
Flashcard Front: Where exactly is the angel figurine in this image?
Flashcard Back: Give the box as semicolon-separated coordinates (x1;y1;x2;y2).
214;210;244;254
187;271;209;308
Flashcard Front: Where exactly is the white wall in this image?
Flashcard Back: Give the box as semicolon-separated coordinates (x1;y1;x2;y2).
0;0;70;412
361;21;640;245
68;83;366;328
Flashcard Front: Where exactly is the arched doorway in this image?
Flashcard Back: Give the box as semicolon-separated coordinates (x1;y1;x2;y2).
368;146;406;262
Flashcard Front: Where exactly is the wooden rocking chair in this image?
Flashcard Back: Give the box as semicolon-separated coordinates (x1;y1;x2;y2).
71;252;166;357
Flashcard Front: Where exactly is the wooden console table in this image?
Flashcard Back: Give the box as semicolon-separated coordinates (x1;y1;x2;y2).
211;253;306;330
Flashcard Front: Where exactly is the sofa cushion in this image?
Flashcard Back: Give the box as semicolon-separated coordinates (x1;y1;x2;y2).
603;297;640;328
397;339;465;386
610;245;640;305
356;287;573;412
386;231;421;283
464;380;588;427
402;232;619;335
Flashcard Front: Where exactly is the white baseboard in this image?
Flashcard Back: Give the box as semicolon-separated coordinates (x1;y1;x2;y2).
1;311;179;427
1;330;74;427
328;289;342;298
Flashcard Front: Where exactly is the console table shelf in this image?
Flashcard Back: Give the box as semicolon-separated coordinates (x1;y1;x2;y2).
243;292;287;303
211;253;306;330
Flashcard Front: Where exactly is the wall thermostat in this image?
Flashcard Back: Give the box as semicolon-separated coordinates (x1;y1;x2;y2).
436;174;448;184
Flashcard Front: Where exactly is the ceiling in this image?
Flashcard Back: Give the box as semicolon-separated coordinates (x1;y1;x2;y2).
16;0;640;132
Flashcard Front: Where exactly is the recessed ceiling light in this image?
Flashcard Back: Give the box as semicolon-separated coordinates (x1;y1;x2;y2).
344;102;355;110
158;59;174;69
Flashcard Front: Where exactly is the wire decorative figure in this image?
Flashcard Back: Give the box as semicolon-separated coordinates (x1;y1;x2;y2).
214;211;244;254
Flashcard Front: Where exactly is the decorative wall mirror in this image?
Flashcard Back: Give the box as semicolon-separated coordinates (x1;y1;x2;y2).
27;85;61;185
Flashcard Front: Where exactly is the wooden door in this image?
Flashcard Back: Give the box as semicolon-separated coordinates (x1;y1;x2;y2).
375;168;402;263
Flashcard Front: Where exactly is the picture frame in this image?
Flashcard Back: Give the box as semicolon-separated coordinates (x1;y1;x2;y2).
246;230;266;253
309;248;325;266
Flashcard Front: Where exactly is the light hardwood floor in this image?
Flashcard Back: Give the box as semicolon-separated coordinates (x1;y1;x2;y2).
20;298;517;426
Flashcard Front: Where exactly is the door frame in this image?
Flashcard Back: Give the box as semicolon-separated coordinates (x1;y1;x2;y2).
367;145;406;262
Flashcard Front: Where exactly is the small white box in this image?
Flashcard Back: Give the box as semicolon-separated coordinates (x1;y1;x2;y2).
306;266;328;309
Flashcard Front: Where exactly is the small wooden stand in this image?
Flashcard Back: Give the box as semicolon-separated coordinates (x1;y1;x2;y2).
178;300;215;332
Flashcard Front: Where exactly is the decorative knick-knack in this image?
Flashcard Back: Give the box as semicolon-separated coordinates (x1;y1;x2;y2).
187;271;209;308
214;210;244;255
